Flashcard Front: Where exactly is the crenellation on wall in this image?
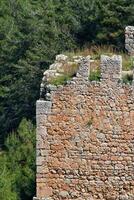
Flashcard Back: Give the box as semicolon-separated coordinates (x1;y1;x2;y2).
40;55;134;101
125;26;134;55
76;56;90;80
100;55;122;83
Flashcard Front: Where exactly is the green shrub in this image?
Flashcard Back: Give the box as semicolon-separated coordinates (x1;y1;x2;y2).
89;69;101;81
122;74;133;85
0;155;18;200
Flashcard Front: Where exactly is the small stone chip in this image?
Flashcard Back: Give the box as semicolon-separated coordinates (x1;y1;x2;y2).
59;191;69;198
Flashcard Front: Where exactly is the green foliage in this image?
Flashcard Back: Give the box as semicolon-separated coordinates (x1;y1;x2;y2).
0;0;78;143
0;119;36;200
122;56;134;71
49;75;71;86
0;155;18;200
122;74;133;84
89;69;101;81
74;0;134;48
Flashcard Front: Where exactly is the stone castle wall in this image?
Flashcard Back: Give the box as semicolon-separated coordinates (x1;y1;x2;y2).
34;27;134;200
35;57;134;200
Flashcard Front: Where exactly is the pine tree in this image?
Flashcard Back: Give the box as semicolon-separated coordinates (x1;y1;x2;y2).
0;0;78;144
0;155;18;200
0;118;36;200
75;0;134;47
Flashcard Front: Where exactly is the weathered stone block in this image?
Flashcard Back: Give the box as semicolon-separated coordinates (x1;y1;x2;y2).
125;26;134;55
100;55;122;82
76;56;90;80
36;100;52;115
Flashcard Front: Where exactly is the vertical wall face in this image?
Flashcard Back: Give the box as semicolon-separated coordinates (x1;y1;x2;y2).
100;55;122;82
125;26;134;56
35;56;134;200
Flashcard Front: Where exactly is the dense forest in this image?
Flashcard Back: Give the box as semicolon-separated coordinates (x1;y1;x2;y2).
0;0;134;199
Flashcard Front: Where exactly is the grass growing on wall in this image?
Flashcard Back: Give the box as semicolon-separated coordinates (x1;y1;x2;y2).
89;69;101;81
51;45;133;84
65;45;133;71
65;45;116;59
63;62;79;77
122;55;134;71
122;74;133;84
49;75;72;86
48;62;79;86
